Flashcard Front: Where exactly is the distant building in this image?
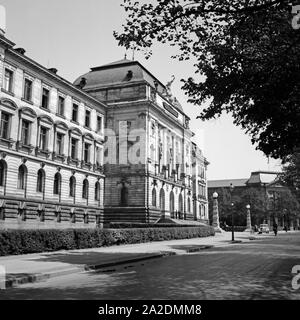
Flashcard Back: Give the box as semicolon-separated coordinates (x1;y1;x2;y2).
208;171;300;229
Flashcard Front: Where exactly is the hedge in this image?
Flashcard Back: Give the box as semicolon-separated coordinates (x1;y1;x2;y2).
108;222;202;228
0;225;215;256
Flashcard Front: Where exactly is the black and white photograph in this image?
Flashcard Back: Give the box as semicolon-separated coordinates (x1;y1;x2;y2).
0;0;299;315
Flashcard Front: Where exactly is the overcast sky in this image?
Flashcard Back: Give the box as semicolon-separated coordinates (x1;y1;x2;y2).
0;0;282;180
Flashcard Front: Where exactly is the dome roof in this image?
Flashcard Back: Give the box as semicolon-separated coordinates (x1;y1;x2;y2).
74;58;184;112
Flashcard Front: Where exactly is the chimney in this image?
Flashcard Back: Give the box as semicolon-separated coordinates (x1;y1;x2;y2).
15;48;26;55
0;5;6;36
48;68;58;74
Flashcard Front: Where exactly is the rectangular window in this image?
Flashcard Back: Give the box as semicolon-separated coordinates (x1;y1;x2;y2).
56;133;64;155
21;120;30;145
39;127;48;151
72;104;78;122
23;78;32;101
84;143;90;163
4;69;13;93
58;96;65;116
0;112;10;140
85;110;90;128
71;138;78;160
97;115;102;133
41;88;50;109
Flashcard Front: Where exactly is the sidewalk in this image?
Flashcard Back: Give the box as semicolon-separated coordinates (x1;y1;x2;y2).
0;230;290;289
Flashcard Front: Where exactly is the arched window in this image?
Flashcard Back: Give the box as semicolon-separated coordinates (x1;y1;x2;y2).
203;205;206;218
169;191;174;214
187;197;191;213
17;165;27;190
53;172;61;195
120;183;128;206
95;181;100;201
0;160;7;187
82;178;89;199
199;204;202;218
36;169;45;193
178;193;183;213
159;188;165;211
152;188;157;207
69;176;76;197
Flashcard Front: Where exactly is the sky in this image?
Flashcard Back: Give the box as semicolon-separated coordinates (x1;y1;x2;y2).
0;0;282;180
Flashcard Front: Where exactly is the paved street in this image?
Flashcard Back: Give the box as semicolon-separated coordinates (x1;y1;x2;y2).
0;232;299;300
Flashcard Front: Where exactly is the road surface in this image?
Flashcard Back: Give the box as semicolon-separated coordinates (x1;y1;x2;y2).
0;233;300;300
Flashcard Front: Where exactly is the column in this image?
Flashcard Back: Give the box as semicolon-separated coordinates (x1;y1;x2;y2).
212;192;223;233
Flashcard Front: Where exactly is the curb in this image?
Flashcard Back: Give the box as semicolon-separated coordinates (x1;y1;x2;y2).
1;252;175;289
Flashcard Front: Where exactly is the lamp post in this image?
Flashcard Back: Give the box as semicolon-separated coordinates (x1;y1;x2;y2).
230;183;234;241
246;204;252;232
212;192;223;233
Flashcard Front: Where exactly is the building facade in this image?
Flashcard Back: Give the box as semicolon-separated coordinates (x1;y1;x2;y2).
0;24;209;229
75;59;209;224
0;34;106;229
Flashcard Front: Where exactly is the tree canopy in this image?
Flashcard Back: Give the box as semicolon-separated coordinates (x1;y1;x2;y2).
114;0;300;160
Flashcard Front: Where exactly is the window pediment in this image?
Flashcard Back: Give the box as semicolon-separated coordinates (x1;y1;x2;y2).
19;107;37;119
55;121;68;131
38;115;54;126
69;127;82;137
1;98;18;111
84;133;94;141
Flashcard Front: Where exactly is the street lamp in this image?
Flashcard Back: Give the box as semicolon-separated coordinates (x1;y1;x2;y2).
230;183;235;241
246;204;252;233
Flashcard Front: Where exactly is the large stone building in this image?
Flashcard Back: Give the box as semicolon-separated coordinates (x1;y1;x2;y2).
74;59;209;224
0;12;209;229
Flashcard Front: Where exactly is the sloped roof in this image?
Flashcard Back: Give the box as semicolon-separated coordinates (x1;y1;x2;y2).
73;58;184;112
208;179;248;189
246;171;281;185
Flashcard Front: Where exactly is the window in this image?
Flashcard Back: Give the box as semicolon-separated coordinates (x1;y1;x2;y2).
187;198;191;213
53;172;61;195
39;127;48;151
23;78;32;101
97;116;102;133
82;179;89;199
37;169;45;193
0;160;7;187
56;133;64;155
95;181;100;201
85;110;90;128
69;176;76;197
72;104;78;122
4;69;13;93
41;88;50;109
0;112;10;140
21;119;30;145
17;165;27;190
71;138;78;160
84;143;90;163
57;96;65;116
120;183;128;206
152;188;156;207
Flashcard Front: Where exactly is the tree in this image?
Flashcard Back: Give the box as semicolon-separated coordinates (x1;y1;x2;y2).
114;0;300;160
282;149;300;199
